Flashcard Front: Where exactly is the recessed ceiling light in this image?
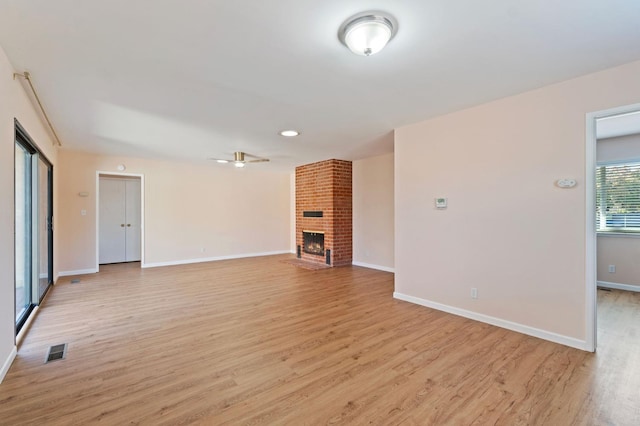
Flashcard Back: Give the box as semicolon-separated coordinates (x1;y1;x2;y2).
216;159;229;163
280;130;300;137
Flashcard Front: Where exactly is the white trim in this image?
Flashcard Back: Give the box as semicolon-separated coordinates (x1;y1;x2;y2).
58;268;98;277
393;292;589;351
597;281;640;293
585;111;598;352
351;261;395;273
586;102;640;353
597;232;640;238
96;172;146;270
142;250;291;268
16;305;39;347
596;157;640;167
0;346;17;384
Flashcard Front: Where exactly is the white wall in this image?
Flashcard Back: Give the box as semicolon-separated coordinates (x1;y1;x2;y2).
0;45;58;382
353;153;394;271
395;60;640;350
597;133;640;289
57;150;291;272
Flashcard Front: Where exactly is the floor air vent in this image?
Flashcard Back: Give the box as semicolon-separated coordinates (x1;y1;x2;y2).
45;343;67;363
70;279;80;284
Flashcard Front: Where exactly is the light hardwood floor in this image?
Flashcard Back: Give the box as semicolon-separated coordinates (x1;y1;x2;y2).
1;255;639;425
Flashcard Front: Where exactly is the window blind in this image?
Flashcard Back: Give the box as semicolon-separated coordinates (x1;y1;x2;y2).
596;162;640;231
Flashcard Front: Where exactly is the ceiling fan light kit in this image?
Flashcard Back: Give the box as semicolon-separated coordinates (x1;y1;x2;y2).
339;12;397;56
209;151;270;167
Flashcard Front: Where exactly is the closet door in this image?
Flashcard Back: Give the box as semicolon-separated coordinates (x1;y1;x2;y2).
99;178;127;264
99;177;141;264
125;179;141;262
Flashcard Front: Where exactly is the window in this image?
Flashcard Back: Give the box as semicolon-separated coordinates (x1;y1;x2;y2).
596;161;640;232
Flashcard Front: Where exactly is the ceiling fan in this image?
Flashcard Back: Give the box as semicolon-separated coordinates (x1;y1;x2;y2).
209;151;270;168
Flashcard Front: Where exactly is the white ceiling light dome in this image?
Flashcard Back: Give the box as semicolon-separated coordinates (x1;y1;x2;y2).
280;130;300;137
339;13;397;56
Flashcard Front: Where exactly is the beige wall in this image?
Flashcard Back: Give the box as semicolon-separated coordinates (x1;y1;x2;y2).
0;44;58;381
395;60;640;347
58;150;291;272
597;133;640;288
353;153;394;271
597;236;640;288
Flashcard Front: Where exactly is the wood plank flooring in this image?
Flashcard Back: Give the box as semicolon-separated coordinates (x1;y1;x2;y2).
1;255;639;425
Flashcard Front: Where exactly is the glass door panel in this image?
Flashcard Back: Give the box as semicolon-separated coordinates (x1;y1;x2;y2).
38;157;53;300
15;142;32;324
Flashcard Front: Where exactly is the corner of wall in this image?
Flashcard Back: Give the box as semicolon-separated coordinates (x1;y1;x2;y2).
0;346;17;384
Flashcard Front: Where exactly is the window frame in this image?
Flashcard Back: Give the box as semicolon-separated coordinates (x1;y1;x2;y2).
596;158;640;235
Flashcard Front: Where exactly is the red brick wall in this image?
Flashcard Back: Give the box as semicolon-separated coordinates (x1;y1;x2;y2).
295;159;352;266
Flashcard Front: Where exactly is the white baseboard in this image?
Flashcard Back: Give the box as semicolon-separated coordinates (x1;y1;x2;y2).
393;292;589;351
597;281;640;292
58;268;98;277
16;305;40;347
143;250;291;268
352;261;395;273
0;346;17;384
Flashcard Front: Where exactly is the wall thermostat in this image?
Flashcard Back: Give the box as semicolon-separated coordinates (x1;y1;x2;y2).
435;198;447;209
556;179;577;188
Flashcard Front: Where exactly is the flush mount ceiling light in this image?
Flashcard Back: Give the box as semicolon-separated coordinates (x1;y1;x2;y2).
280;130;300;137
339;12;397;56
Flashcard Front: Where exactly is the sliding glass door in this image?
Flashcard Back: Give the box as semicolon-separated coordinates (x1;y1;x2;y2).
15;121;53;333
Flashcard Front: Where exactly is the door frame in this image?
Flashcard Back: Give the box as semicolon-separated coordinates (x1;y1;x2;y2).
95;171;145;271
585;101;640;352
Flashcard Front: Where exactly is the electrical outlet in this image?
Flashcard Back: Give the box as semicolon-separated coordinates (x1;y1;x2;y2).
608;265;616;273
471;288;478;299
200;248;206;253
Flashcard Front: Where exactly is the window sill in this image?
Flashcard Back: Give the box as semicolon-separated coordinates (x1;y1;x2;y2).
597;232;640;238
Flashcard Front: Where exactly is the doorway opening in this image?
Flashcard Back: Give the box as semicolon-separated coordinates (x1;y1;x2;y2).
96;172;145;270
586;102;640;352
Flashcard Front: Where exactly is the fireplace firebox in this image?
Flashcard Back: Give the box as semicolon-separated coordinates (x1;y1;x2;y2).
302;231;324;256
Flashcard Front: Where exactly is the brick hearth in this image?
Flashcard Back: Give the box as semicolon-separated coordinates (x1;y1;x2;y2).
295;159;352;267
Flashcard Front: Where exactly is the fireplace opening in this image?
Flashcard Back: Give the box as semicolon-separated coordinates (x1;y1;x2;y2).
303;231;324;256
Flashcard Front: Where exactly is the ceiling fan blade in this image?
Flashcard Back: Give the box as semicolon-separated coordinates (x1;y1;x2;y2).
207;157;230;163
247;158;270;163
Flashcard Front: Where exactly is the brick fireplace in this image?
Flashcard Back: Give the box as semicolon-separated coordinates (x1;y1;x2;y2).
296;159;352;267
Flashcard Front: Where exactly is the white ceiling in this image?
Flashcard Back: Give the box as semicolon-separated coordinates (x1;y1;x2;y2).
1;1;640;171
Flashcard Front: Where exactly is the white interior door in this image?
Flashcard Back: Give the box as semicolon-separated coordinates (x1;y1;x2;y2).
125;179;141;262
99;177;141;264
99;178;126;264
